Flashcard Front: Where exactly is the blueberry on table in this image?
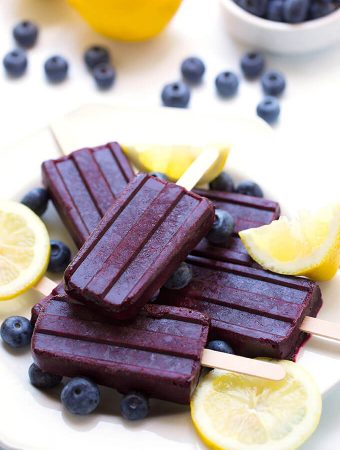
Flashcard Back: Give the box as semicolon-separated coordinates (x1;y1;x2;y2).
13;20;38;48
256;96;280;124
235;180;264;197
120;392;150;421
207;340;235;355
161;82;191;108
235;0;268;17
207;209;235;245
215;71;239;97
1;316;33;348
21;187;49;216
93;63;116;89
181;56;205;84
61;378;100;415
308;1;336;19
261;71;286;96
3;49;27;77
209;172;235;192
149;172;169;181
84;45;110;70
283;0;309;22
240;52;265;79
48;240;71;273
29;363;63;389
164;262;193;290
44;56;68;83
266;0;285;21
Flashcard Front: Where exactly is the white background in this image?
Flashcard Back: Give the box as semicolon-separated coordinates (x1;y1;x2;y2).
0;0;340;449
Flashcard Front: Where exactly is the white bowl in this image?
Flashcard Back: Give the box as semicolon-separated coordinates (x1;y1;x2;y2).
220;0;340;54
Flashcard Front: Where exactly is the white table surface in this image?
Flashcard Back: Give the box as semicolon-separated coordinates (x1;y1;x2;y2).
1;0;340;449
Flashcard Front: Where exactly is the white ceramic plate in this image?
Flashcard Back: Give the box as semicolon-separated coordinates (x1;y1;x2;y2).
0;105;339;450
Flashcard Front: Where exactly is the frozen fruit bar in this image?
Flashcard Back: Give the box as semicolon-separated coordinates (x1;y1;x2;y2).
192;189;280;266
42;142;134;248
158;255;322;360
64;173;215;320
32;296;209;404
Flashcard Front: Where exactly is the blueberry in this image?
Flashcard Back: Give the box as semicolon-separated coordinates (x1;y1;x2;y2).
261;71;286;96
209;172;235;192
84;45;110;70
13;21;38;48
235;180;264;197
3;49;27;77
120;392;149;420
21;188;49;216
48;240;71;273
180;56;205;84
29;363;62;389
283;0;309;22
308;1;336;18
235;0;268;17
207;340;235;354
266;0;285;21
161;82;190;108
44;56;68;83
256;96;280;124
93;63;116;89
240;52;265;79
61;378;100;415
215;71;239;97
207;209;235;245
1;316;32;348
164;262;193;290
150;172;169;181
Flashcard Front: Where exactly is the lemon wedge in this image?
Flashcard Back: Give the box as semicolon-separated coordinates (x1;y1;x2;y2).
123;144;230;185
191;360;322;450
239;204;340;281
0;200;50;300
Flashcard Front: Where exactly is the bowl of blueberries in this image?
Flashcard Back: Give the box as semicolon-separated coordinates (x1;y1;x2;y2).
220;0;340;54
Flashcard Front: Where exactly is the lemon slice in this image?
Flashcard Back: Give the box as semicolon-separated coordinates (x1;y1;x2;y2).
191;360;321;450
0;200;50;300
123;144;230;185
239;204;340;281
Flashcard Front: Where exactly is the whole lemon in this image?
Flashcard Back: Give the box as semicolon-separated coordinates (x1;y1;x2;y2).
68;0;183;41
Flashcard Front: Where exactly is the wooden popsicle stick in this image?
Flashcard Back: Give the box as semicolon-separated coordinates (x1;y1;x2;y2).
33;277;57;297
176;148;220;191
201;349;285;381
300;316;340;341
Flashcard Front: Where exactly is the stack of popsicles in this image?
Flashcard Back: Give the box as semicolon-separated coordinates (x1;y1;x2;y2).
32;141;330;410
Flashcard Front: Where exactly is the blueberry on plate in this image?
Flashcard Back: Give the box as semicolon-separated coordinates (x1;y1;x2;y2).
3;49;27;77
240;52;265;79
84;45;110;70
207;340;235;354
180;56;205;84
308;1;336;19
1;316;33;348
283;0;309;22
48;240;71;273
44;56;68;83
161;82;191;108
164;262;193;290
29;363;63;389
266;0;285;21
209;172;235;192
207;209;235;245
235;0;268;17
261;70;286;96
21;187;49;216
215;71;239;97
149;172;169;181
13;20;38;48
61;378;100;415
120;391;150;421
93;63;116;89
256;96;280;124
235;180;264;197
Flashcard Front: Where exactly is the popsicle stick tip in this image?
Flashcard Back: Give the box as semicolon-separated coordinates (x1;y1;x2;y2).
33;276;57;297
176;149;220;191
301;316;340;341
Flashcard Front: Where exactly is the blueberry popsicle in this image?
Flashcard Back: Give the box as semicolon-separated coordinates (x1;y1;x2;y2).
157;255;323;360
64;172;216;319
42;142;134;248
193;189;280;266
